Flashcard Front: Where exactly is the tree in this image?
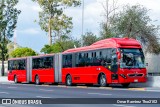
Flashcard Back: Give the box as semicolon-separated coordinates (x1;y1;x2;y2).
7;42;21;58
0;0;20;76
111;5;160;54
0;43;8;61
41;38;80;54
82;32;99;46
100;0;118;39
32;0;81;45
10;47;37;58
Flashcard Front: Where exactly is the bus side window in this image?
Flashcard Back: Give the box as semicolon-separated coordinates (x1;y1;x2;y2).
102;49;111;69
85;52;90;66
111;48;118;72
19;60;25;70
8;61;13;71
63;54;72;68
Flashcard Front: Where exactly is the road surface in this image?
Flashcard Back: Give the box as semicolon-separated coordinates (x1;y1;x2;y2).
0;82;160;107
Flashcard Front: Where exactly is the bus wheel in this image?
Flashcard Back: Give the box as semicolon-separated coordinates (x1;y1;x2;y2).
66;75;72;86
122;83;130;88
35;75;40;85
99;74;106;87
14;75;18;83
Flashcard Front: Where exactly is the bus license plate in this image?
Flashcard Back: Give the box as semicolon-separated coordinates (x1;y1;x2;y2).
134;79;138;82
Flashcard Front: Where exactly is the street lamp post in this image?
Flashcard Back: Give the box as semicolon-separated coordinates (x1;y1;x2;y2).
81;0;84;46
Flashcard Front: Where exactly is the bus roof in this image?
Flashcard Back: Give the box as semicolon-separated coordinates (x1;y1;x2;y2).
8;54;54;60
63;38;141;54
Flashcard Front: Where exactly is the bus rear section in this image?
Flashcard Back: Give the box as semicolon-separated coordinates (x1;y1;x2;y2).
8;58;27;83
8;54;63;84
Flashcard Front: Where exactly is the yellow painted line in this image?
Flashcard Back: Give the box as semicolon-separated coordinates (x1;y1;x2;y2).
99;87;113;90
58;85;67;88
76;86;88;88
42;85;50;86
128;88;146;91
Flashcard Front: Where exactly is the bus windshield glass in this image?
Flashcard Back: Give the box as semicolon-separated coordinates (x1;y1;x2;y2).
120;48;145;69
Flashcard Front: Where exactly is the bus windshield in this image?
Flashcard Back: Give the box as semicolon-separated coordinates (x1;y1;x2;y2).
120;48;145;69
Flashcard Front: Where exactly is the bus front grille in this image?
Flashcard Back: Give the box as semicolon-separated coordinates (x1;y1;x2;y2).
128;74;143;77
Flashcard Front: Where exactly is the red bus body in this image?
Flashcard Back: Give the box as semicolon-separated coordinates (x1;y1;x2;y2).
8;38;147;86
8;57;27;82
8;54;56;83
61;38;147;85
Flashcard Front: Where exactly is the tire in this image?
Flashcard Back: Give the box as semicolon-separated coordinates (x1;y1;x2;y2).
14;75;18;83
122;83;130;88
99;74;107;87
66;75;72;86
35;75;40;85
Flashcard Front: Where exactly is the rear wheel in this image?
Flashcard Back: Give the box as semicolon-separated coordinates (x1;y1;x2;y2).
122;83;130;88
99;74;107;87
66;75;72;86
35;75;40;85
14;75;18;83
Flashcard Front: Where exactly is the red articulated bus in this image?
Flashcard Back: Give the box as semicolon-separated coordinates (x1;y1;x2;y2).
8;38;147;87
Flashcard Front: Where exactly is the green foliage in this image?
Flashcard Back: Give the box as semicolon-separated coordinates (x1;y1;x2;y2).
110;5;160;54
7;42;21;58
0;44;8;60
100;23;116;39
41;44;62;54
10;47;37;58
32;0;81;45
0;0;20;75
82;32;99;46
41;38;80;54
100;0;118;39
0;0;20;58
0;0;21;38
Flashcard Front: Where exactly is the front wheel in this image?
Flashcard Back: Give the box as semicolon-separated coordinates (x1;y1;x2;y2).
66;75;72;86
35;75;40;85
99;74;107;87
122;83;130;88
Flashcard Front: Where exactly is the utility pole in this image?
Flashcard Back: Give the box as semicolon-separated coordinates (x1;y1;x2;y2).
82;0;84;36
81;0;84;46
0;0;5;76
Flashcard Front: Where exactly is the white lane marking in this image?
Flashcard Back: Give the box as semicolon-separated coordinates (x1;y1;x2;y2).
0;83;12;84
39;89;54;92
88;93;112;96
36;96;51;98
8;86;17;89
146;90;160;92
113;104;136;107
0;92;9;94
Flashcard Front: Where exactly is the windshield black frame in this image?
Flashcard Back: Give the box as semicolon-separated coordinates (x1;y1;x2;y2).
120;48;145;69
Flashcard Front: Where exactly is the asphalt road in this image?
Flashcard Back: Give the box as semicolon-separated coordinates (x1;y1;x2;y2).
0;82;160;107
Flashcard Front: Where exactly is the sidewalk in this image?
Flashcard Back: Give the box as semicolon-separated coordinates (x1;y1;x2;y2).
0;76;11;83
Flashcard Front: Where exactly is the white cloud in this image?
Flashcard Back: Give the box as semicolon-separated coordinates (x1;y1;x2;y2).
18;28;40;35
14;0;160;52
67;0;160;37
31;5;42;12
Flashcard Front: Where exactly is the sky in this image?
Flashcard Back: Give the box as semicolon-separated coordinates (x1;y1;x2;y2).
14;0;160;53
